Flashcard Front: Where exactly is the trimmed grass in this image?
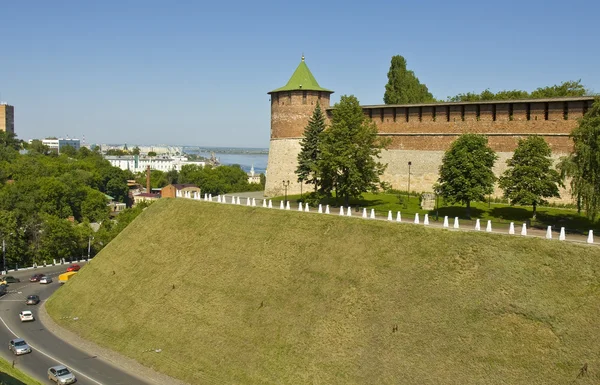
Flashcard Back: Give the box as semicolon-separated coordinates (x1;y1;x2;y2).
47;198;600;385
0;357;43;385
284;192;599;234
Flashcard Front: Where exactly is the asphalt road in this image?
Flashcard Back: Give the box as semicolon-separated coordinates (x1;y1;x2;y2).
0;264;152;385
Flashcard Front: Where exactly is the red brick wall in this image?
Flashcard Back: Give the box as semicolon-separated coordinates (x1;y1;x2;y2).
270;90;332;138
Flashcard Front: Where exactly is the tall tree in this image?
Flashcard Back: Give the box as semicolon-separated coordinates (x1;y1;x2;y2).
558;98;600;221
448;80;589;102
435;134;497;218
384;55;434;104
318;95;389;206
498;136;563;219
296;102;326;190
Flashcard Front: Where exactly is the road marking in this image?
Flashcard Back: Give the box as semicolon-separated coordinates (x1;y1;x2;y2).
0;314;104;385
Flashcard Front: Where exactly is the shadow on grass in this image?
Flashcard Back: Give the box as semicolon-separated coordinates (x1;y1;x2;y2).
489;207;532;221
433;206;486;220
0;372;28;385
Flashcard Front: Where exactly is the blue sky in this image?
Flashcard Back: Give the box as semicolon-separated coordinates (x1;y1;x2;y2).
1;0;598;148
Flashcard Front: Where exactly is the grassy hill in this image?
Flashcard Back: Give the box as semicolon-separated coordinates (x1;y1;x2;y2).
47;198;600;385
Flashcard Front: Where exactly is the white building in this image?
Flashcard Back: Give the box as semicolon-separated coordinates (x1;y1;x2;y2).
105;155;205;173
41;138;81;153
248;165;261;184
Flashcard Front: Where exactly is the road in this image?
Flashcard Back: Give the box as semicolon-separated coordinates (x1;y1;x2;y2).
0;264;153;385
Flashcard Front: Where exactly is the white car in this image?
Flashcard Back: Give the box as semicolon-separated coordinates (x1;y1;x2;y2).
19;310;34;322
40;276;52;284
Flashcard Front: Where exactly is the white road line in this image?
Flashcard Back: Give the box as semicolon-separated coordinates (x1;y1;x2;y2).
0;314;104;385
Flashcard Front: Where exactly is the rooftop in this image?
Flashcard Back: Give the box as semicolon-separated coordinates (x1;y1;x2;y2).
268;55;333;94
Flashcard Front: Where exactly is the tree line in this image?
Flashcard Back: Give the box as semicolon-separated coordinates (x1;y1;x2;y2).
296;93;600;221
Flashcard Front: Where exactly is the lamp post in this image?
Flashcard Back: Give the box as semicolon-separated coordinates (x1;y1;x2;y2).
2;239;5;274
87;236;93;259
407;161;412;204
282;180;290;204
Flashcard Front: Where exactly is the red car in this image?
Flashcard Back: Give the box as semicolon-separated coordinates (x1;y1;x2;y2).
66;264;80;272
29;274;44;282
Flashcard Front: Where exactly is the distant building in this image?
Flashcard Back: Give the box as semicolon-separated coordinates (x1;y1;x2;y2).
0;104;15;134
161;184;201;199
133;192;160;206
105;155;205;173
248;165;261;184
42;138;81;153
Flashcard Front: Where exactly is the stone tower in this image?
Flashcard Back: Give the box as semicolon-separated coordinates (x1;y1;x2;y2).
265;56;334;197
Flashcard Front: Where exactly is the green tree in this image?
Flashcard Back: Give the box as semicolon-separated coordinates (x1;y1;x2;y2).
296;102;326;190
498;136;563;219
558;98;600;220
60;145;78;157
435;134;498;218
318;95;389;206
28;140;50;155
147;151;157;157
384;55;434;104
448;80;590;102
81;188;110;222
38;215;79;262
132;146;141;155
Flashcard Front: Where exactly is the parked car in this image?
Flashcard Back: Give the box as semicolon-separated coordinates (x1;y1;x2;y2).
40;276;53;284
8;338;32;355
2;276;20;284
19;310;34;322
26;295;40;305
30;274;44;282
66;264;81;272
48;365;77;384
0;284;6;296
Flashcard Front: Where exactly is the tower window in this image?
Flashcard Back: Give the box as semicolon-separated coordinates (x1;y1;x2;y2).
302;91;307;104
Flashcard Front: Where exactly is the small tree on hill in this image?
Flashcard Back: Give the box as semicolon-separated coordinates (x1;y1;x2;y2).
558;98;600;221
435;134;497;218
296;102;326;191
384;55;434;104
499;136;563;219
318;95;389;206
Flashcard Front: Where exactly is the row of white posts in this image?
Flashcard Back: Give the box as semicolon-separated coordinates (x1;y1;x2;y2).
194;194;595;244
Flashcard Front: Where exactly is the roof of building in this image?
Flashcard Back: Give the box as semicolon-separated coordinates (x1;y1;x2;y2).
352;96;596;110
165;184;199;190
268;56;333;94
135;193;160;198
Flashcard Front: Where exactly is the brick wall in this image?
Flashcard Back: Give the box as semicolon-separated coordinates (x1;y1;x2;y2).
270;90;332;139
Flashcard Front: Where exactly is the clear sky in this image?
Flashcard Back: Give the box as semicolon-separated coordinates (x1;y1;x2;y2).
1;0;598;148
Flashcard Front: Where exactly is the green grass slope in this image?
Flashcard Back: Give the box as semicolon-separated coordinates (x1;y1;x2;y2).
47;198;600;385
0;358;43;384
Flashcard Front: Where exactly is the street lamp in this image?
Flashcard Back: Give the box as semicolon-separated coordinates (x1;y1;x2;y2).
87;236;94;259
2;239;6;274
282;180;290;204
407;161;412;204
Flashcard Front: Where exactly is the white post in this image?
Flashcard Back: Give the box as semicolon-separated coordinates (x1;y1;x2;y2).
443;216;449;228
262;199;267;208
521;223;527;236
237;196;241;205
203;193;207;201
424;214;429;225
546;226;552;239
414;213;420;224
453;217;459;229
559;227;566;241
246;197;251;206
252;198;256;207
208;194;212;201
325;205;330;214
362;208;367;218
387;211;393;221
298;202;303;211
279;201;284;210
285;201;290;210
509;222;515;235
475;219;480;231
587;230;594;244
486;220;492;232
396;212;402;222
318;204;323;214
347;207;352;217
339;206;345;216
370;209;375;219
269;200;273;209
304;204;309;212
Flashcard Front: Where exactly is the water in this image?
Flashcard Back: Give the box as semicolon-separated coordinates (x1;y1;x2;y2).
185;148;269;174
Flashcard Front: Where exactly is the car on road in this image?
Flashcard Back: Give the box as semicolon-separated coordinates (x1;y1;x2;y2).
30;273;44;282
8;338;32;355
0;276;20;285
19;310;34;322
26;295;40;305
40;275;53;284
48;365;77;384
0;284;6;296
66;264;81;272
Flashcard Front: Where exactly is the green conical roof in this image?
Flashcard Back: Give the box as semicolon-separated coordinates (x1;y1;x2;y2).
268;56;333;94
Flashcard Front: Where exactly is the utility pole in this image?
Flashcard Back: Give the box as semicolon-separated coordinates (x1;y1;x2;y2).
2;239;5;274
407;161;412;204
87;236;92;259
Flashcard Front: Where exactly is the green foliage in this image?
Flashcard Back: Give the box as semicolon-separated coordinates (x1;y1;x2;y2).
318;95;389;206
558;98;600;221
296;102;326;188
136;170;169;189
147;151;157;157
132;146;141;155
499;136;563;218
60;145;78;157
448;80;588;102
178;164;257;195
38;215;79;262
435;134;497;217
105;149;129;156
384;55;434;104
